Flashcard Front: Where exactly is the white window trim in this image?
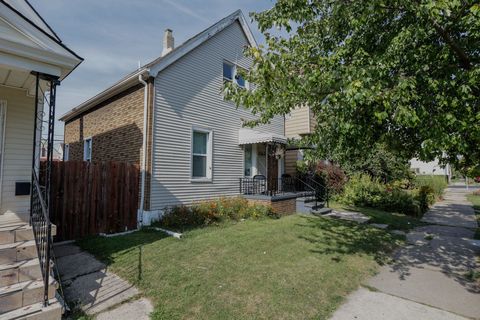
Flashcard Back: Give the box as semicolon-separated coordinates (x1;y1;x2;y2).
83;137;92;162
190;126;213;182
223;60;249;89
64;144;69;161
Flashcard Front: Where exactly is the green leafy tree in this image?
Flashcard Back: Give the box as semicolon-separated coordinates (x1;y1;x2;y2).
330;143;413;183
226;0;480;169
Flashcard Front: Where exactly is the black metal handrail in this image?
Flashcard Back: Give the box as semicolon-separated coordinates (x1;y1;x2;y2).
303;175;330;208
31;171;52;307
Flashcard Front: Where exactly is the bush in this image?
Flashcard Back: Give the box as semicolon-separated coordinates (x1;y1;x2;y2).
339;174;426;216
341;174;385;207
414;176;448;199
157;197;277;230
415;186;436;213
315;161;347;194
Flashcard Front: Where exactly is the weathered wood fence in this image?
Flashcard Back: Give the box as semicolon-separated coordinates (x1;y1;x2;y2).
46;161;139;241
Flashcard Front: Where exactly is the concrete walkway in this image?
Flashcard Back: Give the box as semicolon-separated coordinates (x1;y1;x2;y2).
331;187;480;320
54;242;153;319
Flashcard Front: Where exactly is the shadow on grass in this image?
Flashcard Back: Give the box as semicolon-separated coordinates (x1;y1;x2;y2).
77;229;169;283
296;215;400;265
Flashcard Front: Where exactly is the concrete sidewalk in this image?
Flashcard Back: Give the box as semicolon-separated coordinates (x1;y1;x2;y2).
54;242;153;319
330;188;480;320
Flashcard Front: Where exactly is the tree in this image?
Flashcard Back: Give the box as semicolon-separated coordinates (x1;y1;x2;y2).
226;1;480;169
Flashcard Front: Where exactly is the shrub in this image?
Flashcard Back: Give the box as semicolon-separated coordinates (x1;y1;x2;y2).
414;176;448;199
415;186;436;213
339;174;424;216
157;197;276;230
315;161;347;194
341;174;385;207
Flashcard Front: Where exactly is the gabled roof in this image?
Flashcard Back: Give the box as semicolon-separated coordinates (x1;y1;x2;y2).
3;0;60;41
60;9;256;122
0;0;83;81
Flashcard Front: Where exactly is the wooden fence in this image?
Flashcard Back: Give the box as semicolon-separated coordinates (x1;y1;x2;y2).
47;161;139;241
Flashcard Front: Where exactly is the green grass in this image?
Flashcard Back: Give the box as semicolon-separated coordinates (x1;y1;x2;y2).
330;202;426;231
78;215;401;320
466;194;480;239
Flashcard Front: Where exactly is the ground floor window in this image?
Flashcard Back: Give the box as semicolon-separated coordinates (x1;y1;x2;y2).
84;138;92;162
191;128;212;180
64;144;69;161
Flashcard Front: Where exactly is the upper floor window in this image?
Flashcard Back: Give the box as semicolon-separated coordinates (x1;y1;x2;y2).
223;61;248;89
191;128;212;180
223;62;234;82
84;138;92;162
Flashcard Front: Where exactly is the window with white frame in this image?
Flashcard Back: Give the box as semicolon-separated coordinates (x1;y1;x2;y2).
84;138;92;162
191;129;212;179
64;144;69;161
223;61;248;88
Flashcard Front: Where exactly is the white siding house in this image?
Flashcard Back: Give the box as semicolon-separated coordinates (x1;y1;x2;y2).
410;158;452;177
60;10;288;224
150;19;285;209
0;0;82;217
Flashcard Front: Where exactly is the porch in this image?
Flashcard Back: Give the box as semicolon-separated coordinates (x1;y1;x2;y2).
238;129;329;214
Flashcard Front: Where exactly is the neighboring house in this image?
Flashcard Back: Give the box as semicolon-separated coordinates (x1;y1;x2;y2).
284;106;316;176
60;10;291;223
0;0;82;318
410;158;452;178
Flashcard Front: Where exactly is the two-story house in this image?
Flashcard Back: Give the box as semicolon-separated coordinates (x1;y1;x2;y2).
60;10;294;224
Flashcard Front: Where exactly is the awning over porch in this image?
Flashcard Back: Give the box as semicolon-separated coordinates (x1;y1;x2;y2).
238;128;288;145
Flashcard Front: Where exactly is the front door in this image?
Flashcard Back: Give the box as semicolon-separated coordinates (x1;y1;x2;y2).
267;145;278;194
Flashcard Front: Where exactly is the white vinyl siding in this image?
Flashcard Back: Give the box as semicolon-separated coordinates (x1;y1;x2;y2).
150;21;284;208
0;86;35;215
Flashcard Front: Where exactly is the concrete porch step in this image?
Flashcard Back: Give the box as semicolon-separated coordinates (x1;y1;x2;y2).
0;259;42;287
0;278;56;314
0;226;34;246
0;298;61;320
0;241;37;265
312;208;333;215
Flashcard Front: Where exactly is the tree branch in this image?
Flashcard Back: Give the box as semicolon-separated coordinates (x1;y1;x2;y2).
431;21;472;70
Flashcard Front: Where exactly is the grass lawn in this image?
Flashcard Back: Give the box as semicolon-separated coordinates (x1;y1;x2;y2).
466;193;480;239
329;202;426;231
78;215;401;320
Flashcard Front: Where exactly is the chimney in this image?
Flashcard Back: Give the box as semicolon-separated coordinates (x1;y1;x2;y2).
162;29;174;56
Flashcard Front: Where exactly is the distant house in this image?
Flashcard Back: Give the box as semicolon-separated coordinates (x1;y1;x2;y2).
284;106;316;175
0;0;82;317
60;11;295;223
410;158;452;178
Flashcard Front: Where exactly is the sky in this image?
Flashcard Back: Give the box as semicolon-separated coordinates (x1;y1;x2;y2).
32;0;274;136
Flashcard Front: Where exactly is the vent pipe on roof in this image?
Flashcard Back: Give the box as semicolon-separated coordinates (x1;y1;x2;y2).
162;29;174;56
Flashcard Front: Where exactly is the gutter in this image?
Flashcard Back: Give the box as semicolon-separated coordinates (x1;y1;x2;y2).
60;68;148;122
138;70;150;227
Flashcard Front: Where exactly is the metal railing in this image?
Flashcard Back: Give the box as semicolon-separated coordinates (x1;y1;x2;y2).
239;175;329;207
239;176;298;196
31;172;52;307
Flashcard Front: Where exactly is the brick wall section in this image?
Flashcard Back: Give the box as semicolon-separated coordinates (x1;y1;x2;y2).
64;83;145;164
246;198;296;216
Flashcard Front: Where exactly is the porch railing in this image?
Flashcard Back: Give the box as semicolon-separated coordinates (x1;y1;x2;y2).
239;175;329;207
31;171;52;307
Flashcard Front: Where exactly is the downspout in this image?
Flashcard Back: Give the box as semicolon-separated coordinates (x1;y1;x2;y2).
138;70;149;227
